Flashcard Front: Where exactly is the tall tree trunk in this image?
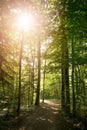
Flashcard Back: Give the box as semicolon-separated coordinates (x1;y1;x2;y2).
61;35;70;114
71;36;76;116
35;40;41;106
17;33;24;116
65;48;70;114
42;58;46;103
31;64;34;105
61;67;66;112
60;0;70;114
0;24;6;106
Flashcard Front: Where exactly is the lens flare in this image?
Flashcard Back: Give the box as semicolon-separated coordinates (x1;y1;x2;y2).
17;13;35;31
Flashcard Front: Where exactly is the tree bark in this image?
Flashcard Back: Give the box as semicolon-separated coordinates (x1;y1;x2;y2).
60;0;70;114
17;33;24;116
42;58;46;103
35;40;41;106
71;35;76;116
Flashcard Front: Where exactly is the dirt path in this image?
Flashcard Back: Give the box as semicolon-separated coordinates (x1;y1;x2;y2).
9;100;70;130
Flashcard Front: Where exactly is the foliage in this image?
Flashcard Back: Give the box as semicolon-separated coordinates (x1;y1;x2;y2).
0;0;87;123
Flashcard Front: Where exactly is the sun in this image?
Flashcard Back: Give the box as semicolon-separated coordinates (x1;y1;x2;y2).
17;13;35;31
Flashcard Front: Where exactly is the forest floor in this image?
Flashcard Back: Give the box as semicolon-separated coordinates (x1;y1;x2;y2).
8;100;73;130
0;100;85;130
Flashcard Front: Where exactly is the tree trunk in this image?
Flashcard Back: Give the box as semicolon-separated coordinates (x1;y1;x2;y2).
31;66;34;105
35;40;41;106
61;67;66;112
42;58;46;103
17;33;24;116
60;0;70;114
71;35;76;116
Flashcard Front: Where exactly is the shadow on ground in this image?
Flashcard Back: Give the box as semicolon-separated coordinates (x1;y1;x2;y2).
8;100;73;130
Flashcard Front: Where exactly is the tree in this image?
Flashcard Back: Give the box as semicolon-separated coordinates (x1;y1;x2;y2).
35;39;41;106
